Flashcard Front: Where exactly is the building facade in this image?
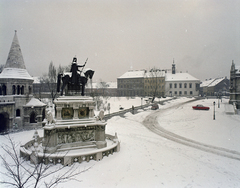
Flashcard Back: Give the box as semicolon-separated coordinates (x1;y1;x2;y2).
0;31;46;133
200;77;229;96
117;70;145;97
165;64;200;97
229;61;240;109
143;69;165;97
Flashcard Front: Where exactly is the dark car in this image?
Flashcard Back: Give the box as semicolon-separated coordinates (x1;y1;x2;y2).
192;104;210;110
151;103;159;110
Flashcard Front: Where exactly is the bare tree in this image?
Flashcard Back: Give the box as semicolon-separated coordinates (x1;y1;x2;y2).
0;134;90;188
39;62;58;102
97;80;109;97
145;67;165;103
48;61;57;83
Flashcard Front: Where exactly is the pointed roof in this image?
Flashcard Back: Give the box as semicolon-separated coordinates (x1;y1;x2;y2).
5;30;26;69
0;31;33;80
24;98;46;107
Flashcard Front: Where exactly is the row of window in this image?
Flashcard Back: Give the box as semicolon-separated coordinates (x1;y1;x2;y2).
169;91;193;95
145;85;164;89
15;109;45;123
144;79;164;83
0;84;32;95
170;83;192;89
118;84;143;89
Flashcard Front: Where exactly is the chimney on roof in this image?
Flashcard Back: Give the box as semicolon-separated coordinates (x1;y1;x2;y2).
172;58;176;74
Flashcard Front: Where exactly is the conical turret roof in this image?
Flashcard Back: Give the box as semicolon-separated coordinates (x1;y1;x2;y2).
0;31;33;80
5;30;26;69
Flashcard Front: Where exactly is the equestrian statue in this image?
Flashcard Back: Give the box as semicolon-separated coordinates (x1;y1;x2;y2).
57;57;94;96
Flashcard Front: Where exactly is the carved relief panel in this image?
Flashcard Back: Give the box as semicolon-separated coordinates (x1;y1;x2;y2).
62;108;73;119
78;107;89;118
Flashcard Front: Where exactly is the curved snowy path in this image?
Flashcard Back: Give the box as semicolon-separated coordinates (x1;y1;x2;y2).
142;100;240;161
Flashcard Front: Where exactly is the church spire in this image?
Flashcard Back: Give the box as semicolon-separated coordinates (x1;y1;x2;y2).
172;58;176;74
5;30;26;69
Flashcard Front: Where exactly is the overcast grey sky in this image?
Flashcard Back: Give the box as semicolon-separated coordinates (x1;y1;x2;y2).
0;0;239;82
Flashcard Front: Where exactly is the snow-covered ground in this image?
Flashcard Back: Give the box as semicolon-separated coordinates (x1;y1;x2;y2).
1;97;240;188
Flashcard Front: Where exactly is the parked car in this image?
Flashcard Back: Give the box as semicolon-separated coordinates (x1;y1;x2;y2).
151;103;159;110
192;104;210;110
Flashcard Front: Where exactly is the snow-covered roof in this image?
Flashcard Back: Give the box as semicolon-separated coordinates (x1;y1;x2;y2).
144;70;165;78
5;31;26;69
0;31;33;81
235;66;240;74
208;77;225;87
86;82;117;89
118;70;145;79
118;70;166;79
0;68;33;80
200;77;226;87
165;73;199;82
25;98;46;107
33;77;40;83
200;79;215;87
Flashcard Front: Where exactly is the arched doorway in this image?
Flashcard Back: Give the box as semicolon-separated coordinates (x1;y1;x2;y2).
0;113;9;133
30;112;37;123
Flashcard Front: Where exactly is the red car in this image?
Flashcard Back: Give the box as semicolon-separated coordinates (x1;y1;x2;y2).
192;104;210;110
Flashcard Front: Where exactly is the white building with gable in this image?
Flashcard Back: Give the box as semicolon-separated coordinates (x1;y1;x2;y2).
165;63;200;97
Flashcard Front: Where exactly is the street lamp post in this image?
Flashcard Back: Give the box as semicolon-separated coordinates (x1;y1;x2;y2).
213;101;216;120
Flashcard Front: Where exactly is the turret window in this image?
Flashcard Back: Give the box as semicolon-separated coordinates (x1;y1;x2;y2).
16;109;20;117
12;85;16;95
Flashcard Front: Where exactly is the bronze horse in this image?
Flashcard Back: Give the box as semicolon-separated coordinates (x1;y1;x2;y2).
57;57;94;96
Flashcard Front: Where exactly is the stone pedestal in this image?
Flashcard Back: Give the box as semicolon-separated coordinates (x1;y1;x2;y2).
43;96;107;152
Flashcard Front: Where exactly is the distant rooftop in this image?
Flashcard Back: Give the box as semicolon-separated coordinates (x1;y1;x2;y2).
200;77;226;87
165;72;199;82
118;70;145;79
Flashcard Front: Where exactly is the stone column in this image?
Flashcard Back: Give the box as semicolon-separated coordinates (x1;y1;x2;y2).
56;107;62;120
89;106;94;118
73;107;79;119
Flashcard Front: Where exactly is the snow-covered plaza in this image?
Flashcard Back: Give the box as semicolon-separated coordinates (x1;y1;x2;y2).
1;97;240;188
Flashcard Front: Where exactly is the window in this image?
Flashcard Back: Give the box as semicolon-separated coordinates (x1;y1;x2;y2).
189;83;192;88
30;112;37;123
17;85;20;95
184;83;187;88
21;86;24;95
184;91;187;95
174;91;177;95
2;84;7;95
195;83;199;91
179;83;182;88
179;91;182;95
190;91;193;95
12;85;16;95
16;109;20;117
170;83;172;88
29;86;32;94
174;83;177;88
